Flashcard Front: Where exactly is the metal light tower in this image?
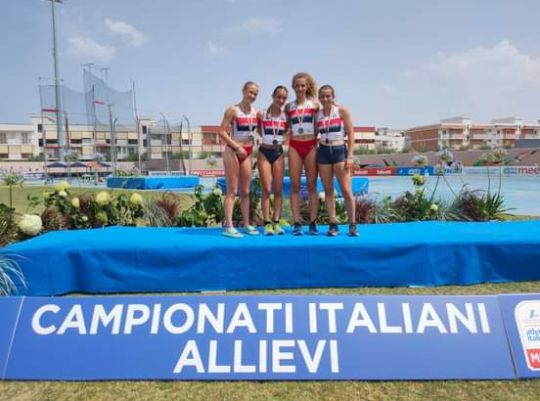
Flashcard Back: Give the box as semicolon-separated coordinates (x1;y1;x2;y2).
48;0;65;161
182;115;192;175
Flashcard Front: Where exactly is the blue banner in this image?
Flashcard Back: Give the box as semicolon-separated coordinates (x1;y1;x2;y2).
396;167;434;176
498;294;540;378
0;297;23;380
217;177;369;198
0;295;516;380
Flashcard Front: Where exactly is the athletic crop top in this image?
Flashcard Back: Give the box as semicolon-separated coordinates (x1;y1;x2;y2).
288;99;317;137
317;105;345;142
231;105;257;140
260;110;287;146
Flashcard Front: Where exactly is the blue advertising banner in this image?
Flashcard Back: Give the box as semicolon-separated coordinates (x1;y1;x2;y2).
396;167;434;176
0;295;516;381
0;297;23;379
498;294;540;378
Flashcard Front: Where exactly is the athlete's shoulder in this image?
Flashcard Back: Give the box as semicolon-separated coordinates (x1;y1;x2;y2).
337;104;350;115
309;98;321;110
226;104;238;114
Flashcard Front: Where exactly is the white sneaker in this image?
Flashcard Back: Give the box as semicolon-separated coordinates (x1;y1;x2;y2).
222;227;243;238
244;225;259;236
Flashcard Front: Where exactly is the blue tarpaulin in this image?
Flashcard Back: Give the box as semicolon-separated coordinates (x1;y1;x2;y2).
3;221;540;296
107;175;200;190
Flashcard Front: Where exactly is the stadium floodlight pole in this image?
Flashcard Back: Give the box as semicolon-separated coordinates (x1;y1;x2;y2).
131;79;142;174
182;115;192;175
48;0;65;162
108;103;118;173
82;62;94;74
160;112;170;174
100;67;110;82
38;77;48;175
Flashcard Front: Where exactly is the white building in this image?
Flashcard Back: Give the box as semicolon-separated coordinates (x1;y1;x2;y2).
0;122;40;160
375;128;407;151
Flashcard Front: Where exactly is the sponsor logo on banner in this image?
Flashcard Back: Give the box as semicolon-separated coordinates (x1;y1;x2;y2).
396;167;434;176
353;167;396;176
192;169;225;177
514;300;540;370
460;166;540;176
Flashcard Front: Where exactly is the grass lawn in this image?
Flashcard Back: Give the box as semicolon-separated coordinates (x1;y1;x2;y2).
1;185;539;400
0;184;193;214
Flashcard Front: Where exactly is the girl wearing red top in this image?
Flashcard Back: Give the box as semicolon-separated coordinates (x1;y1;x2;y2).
285;72;320;235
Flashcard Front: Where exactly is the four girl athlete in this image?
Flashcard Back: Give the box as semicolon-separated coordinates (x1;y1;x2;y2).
220;73;359;238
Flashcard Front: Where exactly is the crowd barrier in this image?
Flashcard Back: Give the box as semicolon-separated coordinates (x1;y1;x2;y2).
147;165;540;179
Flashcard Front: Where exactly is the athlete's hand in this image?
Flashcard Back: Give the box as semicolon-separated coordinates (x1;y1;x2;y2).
345;157;354;172
236;147;248;161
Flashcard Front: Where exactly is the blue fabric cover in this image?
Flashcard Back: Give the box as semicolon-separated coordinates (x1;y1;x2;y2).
3;221;540;296
217;177;369;197
107;176;200;190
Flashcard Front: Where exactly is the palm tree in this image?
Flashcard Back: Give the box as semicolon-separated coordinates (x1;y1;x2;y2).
0;255;26;295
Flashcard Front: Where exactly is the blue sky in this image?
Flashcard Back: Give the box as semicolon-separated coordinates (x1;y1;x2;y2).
2;0;540;128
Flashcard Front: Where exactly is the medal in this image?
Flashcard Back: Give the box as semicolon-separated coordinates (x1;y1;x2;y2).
269;109;282;146
295;102;307;135
324;107;332;144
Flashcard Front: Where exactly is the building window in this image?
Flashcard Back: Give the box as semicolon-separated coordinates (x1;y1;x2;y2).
0;132;6;144
21;133;30;144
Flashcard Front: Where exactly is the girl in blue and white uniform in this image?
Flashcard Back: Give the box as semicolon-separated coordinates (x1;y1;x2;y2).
316;85;358;236
257;86;289;235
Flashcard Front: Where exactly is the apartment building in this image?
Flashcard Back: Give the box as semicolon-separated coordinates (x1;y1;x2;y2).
374;128;407;151
0;122;39;160
406;117;540;151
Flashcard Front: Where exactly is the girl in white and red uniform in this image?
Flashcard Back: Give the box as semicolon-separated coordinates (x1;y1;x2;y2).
257;85;289;235
218;81;260;238
285;72;320;236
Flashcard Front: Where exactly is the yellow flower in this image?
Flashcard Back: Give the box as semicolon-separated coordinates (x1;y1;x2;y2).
96;211;108;225
412;174;425;186
95;191;111;206
430;204;439;212
58;190;68;198
130;193;143;206
54;180;70;192
43;192;51;200
212;187;223;197
18;214;42;236
71;197;80;209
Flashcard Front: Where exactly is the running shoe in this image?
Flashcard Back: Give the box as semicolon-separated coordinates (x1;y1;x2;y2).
273;222;285;235
264;223;275;236
308;221;319;236
292;222;303;236
348;223;359;237
244;225;259;236
222;227;243;238
327;223;339;237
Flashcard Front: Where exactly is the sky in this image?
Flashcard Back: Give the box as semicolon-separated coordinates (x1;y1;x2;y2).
1;0;540;128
